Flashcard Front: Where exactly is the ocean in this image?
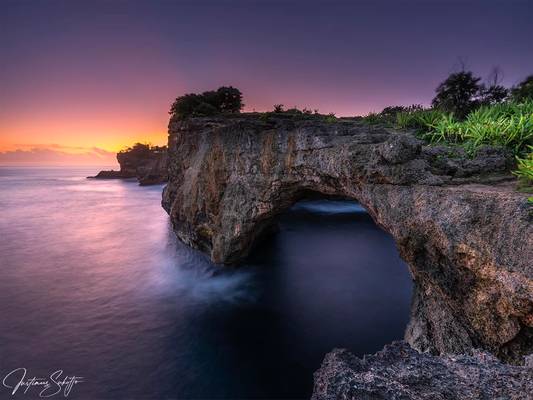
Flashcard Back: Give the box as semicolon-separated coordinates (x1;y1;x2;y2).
0;166;412;399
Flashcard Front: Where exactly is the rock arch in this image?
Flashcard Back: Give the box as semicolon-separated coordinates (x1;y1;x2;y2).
162;115;532;362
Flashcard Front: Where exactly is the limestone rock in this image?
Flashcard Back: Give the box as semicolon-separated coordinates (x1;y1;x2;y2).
162;114;532;365
90;145;168;185
312;341;532;400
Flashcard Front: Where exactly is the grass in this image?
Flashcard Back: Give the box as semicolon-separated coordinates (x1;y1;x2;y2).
394;100;533;157
362;112;383;125
393;101;533;187
513;146;533;191
396;109;448;132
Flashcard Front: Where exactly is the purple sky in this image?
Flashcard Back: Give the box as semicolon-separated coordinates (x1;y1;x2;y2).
1;0;532;163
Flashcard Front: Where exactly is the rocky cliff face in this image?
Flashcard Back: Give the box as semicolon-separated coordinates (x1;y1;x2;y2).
313;341;532;400
92;146;168;185
116;146;168;185
162;114;532;395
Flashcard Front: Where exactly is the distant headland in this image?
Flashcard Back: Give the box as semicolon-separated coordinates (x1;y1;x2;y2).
89;143;167;186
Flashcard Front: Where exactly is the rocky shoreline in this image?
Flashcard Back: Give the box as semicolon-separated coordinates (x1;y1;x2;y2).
161;114;532;398
313;341;532;399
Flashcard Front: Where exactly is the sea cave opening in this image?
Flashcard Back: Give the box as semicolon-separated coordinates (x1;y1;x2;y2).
237;194;414;397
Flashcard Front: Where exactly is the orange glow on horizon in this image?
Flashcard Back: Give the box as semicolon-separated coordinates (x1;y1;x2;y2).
0;111;168;165
0;113;168;155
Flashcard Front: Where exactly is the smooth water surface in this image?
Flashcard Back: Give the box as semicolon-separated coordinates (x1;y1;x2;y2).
0;167;412;399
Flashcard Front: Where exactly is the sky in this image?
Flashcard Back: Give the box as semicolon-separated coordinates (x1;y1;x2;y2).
1;0;532;165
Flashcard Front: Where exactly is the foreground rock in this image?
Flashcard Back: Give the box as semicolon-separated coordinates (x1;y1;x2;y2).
313;341;532;400
89;144;167;185
162;114;532;396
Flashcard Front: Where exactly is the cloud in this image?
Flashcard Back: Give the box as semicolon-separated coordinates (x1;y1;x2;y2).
0;145;118;166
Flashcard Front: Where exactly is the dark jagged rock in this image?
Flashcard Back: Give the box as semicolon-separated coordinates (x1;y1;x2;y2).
90;169;134;179
312;341;532;400
89;145;168;185
162;114;532;396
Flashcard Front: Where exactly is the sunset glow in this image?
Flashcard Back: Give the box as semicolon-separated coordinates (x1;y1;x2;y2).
2;0;532;164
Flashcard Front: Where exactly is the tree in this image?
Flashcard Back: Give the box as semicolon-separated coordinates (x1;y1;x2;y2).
169;87;243;119
169;93;204;119
432;71;482;119
479;67;508;105
193;102;219;116
120;143;151;157
480;84;508;105
215;86;243;113
511;75;533;102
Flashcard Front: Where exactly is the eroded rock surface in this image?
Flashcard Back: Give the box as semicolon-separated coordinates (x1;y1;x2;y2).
162;114;532;394
312;341;532;400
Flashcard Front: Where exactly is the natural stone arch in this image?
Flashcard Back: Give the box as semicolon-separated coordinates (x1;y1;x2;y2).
162;115;532;363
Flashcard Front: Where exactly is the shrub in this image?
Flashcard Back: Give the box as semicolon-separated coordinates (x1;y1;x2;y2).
284;107;304;114
169;86;243;119
513;146;533;185
395;101;533;156
325;113;337;123
363;112;382;125
413;101;533;154
511;75;533;102
386;104;422;115
424;113;463;143
395;109;448;131
363;104;424;126
258;106;333;122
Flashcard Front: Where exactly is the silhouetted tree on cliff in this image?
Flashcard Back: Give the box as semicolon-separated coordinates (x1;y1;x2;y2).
169;86;243;119
511;75;533;102
432;71;482;119
479;84;508;105
120;143;152;157
478;67;509;106
214;86;243;113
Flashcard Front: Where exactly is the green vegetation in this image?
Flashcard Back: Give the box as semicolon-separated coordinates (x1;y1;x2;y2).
257;105;337;123
361;70;533;186
431;71;484;119
395;108;446;131
362;105;423;126
325;113;337;123
395;101;533;155
170;73;533;187
169;86;243;119
361;71;533;185
393;99;533;190
510;75;533;103
513;146;533;191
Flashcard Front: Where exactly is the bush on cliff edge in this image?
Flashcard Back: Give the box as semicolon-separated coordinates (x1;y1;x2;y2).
169;86;243;119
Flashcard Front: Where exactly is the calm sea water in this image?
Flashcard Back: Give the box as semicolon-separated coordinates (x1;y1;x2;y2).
0;167;412;399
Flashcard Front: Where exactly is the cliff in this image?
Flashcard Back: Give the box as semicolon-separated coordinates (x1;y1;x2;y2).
91;144;168;185
162;114;532;397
